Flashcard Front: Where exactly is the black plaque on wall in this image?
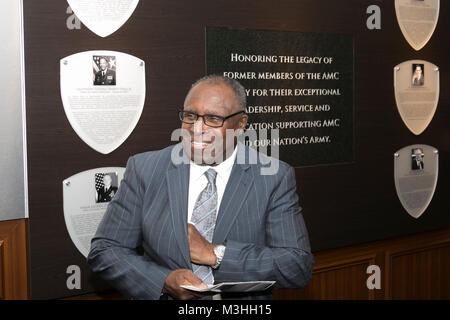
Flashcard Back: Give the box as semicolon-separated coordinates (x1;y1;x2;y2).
206;27;354;167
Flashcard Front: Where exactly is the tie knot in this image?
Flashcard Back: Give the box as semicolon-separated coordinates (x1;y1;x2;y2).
205;168;217;184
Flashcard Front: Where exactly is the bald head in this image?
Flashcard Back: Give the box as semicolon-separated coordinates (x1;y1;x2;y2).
186;75;247;111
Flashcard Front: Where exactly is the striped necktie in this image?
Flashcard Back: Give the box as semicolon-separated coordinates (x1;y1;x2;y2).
190;168;218;285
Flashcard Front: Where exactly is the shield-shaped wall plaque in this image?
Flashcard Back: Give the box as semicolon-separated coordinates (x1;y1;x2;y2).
394;145;438;219
394;60;439;135
67;0;139;37
63;167;126;257
60;51;146;154
395;0;439;51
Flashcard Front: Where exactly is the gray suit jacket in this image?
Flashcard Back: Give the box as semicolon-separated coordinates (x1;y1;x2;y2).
87;143;314;300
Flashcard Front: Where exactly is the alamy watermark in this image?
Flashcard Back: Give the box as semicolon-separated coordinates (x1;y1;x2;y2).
170;128;280;175
366;5;381;30
66;265;81;290
366;265;381;290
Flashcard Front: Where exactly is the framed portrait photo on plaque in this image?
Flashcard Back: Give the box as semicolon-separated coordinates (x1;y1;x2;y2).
394;145;438;219
60;50;146;154
63;167;126;257
394;60;439;135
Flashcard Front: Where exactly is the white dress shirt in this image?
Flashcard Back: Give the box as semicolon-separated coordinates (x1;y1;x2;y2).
187;146;238;225
188;147;237;291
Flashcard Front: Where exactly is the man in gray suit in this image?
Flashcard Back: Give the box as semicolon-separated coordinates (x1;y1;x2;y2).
87;75;313;300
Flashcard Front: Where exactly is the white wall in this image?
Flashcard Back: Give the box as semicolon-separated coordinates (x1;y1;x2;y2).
0;0;27;221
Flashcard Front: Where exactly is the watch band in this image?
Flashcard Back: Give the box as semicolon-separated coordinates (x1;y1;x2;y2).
211;245;226;269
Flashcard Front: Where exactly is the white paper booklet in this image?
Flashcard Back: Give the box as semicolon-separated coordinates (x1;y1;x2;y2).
181;281;275;293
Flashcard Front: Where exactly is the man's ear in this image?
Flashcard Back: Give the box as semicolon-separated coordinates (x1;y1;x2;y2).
239;114;248;130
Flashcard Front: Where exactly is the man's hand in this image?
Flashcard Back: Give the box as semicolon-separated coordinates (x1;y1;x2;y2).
187;223;216;266
162;269;208;300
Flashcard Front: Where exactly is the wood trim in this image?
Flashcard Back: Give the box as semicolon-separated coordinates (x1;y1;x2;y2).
316;253;378;300
274;251;382;300
384;229;450;300
62;227;450;300
62;290;124;300
0;219;28;300
274;228;450;300
0;240;4;299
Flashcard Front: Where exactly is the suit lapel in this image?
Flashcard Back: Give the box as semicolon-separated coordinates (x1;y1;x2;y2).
165;143;254;265
213;161;253;245
166;161;191;268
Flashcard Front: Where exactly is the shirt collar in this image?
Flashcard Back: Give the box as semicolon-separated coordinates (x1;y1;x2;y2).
189;146;238;182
